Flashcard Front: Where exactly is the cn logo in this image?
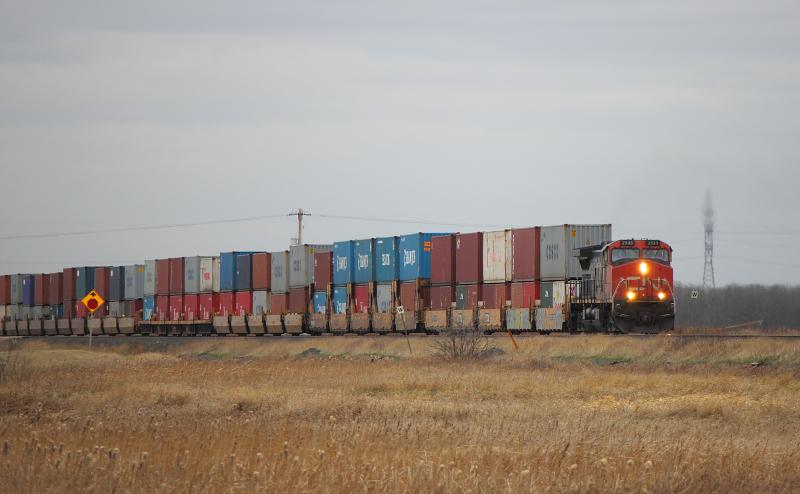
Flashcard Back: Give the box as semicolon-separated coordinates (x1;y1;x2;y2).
403;250;416;267
336;257;348;270
381;253;391;266
357;254;370;269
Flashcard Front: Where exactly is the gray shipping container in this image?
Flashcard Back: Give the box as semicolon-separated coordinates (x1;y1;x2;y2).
144;260;157;296
184;256;201;294
252;290;270;315
6;304;20;320
124;264;145;300
376;283;393;313
539;224;612;280
211;257;220;292
289;244;333;288
21;306;32;320
32;306;50;319
108;301;123;317
271;251;289;293
9;274;22;304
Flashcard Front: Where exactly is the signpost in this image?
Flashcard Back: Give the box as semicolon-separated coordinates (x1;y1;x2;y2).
81;290;105;347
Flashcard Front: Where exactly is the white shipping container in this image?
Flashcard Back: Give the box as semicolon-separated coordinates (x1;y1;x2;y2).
212;257;221;293
539;225;612;280
252;290;270;315
144;260;157;296
483;230;512;283
200;256;216;293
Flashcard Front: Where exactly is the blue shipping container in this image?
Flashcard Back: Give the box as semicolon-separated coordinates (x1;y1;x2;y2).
143;296;155;321
75;267;96;299
353;238;375;284
220;251;257;292
374;236;399;282
333;241;355;285
398;233;449;281
332;286;348;314
22;274;35;306
313;291;327;314
235;253;253;291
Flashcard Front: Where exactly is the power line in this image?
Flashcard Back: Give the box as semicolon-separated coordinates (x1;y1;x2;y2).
314;213;503;229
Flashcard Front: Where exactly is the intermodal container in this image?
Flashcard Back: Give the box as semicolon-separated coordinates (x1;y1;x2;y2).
374;236;398;282
235;253;253;291
312;292;327;314
217;292;234;316
183;294;199;320
168;258;184;295
399;281;430;313
198;293;216;320
169;295;183;320
128;299;143;318
21;305;32;320
353;284;370;313
62;268;76;301
48;272;63;305
124;265;144;300
251;252;271;291
0;275;9;305
74;300;87;318
510;281;539;308
22;275;35;306
155;260;170;295
212;257;221;292
455;284;481;310
511;227;540;281
108;301;123;318
155;295;169;321
234;290;252;316
333;241;355;285
483;230;512;283
481;283;510;309
430;235;456;285
398;233;445;281
183;257;203;294
271;251;289;293
143;260;156;297
9;274;22;305
34;274;47;306
109;266;125;301
52;304;64;318
455;233;483;284
62;302;74;319
288;287;310;313
75;267;96;299
314;252;333;288
539;224;612;280
252;290;270;315
376;283;393;313
142;296;155;321
270;293;288;315
219;251;257;292
353;239;375;284
93;268;110;300
430;285;455;310
290;244;332;288
332;286;348;314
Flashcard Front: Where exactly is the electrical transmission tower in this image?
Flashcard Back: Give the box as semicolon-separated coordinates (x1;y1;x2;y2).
288;209;311;246
702;192;715;289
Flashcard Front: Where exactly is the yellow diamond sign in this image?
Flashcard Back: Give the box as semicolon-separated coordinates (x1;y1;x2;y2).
81;290;105;314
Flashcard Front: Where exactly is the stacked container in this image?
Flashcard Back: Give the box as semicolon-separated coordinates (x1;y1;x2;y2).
269;251;289;316
430;234;456;311
251;252;271;318
330;241;354;330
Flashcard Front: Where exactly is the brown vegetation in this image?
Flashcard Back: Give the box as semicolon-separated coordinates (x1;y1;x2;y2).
1;335;800;493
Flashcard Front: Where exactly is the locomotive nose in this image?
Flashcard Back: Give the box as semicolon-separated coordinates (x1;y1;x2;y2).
639;262;648;275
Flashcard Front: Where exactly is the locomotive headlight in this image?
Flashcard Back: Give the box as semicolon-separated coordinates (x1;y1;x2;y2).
626;290;636;301
658;291;666;300
639;262;649;275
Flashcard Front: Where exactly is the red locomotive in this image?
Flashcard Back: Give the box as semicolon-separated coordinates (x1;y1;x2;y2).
572;239;675;333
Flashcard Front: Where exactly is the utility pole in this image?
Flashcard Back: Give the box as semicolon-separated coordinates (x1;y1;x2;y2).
288;209;311;246
702;191;715;289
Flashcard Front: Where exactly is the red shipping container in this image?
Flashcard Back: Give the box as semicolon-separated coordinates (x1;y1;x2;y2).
75;300;87;318
128;299;143;318
429;285;455;310
288;287;309;313
169;257;185;295
481;283;510;309
62;268;76;301
48;272;63;305
169;294;184;320
183;294;199;320
353;284;370;313
34;274;48;306
251;252;271;290
511;227;540;281
456;284;482;309
431;235;456;285
234;290;252;316
314;252;333;288
63;302;75;319
93;267;110;300
510;282;540;309
270;293;288;315
400;282;430;313
0;275;9;305
198;293;217;320
217;292;234;316
455;232;483;284
155;296;169;320
156;259;170;295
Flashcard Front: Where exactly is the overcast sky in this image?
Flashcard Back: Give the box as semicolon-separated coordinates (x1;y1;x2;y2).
1;1;799;285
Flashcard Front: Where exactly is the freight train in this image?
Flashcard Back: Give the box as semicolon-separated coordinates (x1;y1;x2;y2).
0;225;675;336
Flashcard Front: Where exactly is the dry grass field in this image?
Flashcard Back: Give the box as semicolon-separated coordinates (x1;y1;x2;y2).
1;334;800;493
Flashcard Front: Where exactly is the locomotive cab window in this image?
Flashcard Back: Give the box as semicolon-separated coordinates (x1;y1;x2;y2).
643;248;670;264
611;248;640;265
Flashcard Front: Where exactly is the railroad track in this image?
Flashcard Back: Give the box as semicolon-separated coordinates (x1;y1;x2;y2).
4;333;800;340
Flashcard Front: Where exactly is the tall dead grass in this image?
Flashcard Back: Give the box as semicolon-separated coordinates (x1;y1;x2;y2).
1;337;800;493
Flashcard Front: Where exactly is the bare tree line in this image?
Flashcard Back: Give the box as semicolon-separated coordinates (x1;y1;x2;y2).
675;283;800;329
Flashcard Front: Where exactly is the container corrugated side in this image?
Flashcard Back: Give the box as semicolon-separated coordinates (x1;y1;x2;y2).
314;252;333;288
143;260;156;297
252;290;270;315
374;237;398;282
511;227;540;281
124;264;144;300
398;233;448;281
48;272;63;305
290;244;332;288
271;251;290;293
539;224;612;280
251;252;271;291
22;275;35;306
235;253;253;291
430;235;456;285
9;274;22;305
109;266;125;301
62;269;76;301
332;286;348;314
376;283;393;313
0;275;8;305
353;239;375;284
333;241;355;285
482;230;512;283
155;260;169;295
455;233;483;284
313;292;327;314
184;256;202;294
